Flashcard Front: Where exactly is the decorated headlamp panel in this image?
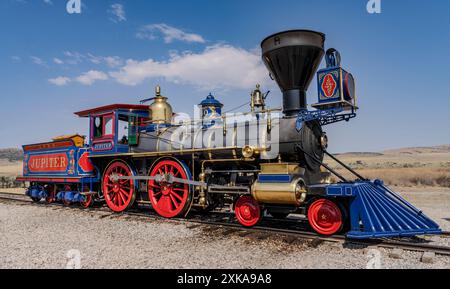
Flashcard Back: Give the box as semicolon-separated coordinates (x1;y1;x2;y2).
318;67;355;101
313;49;356;111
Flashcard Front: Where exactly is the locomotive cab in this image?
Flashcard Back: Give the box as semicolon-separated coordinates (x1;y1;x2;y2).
74;104;149;155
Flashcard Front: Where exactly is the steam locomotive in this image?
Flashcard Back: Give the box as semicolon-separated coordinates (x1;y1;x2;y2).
17;30;441;239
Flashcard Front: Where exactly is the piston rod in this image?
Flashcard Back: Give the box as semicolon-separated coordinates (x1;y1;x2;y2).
110;174;207;187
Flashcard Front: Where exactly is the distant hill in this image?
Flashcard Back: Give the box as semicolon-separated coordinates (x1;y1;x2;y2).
0;148;23;162
333;145;450;158
382;145;450;155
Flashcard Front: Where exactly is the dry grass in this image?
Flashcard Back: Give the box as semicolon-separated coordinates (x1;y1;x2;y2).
327;145;450;188
334;167;450;188
0;160;22;177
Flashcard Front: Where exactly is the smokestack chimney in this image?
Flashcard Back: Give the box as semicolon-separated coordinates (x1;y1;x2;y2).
261;30;325;116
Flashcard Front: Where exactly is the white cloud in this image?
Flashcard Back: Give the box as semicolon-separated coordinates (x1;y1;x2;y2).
60;51;123;67
30;56;46;66
63;51;84;65
104;56;123;68
136;23;205;44
109;44;269;90
86;53;102;64
43;0;53;5
48;76;70;86
53;58;64;64
11;56;21;62
76;70;108;85
109;4;126;23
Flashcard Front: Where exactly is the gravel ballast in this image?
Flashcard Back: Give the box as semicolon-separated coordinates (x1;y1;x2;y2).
0;200;449;269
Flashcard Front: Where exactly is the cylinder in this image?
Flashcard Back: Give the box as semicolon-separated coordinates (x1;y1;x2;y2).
251;177;307;206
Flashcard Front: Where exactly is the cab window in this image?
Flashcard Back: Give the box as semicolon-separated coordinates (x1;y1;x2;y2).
93;117;103;138
93;114;114;138
104;117;113;136
118;115;129;145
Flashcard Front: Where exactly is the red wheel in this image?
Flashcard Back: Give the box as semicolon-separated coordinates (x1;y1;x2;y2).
80;185;94;208
307;199;343;235
80;194;93;208
102;161;136;212
45;185;56;204
148;159;191;218
235;196;261;227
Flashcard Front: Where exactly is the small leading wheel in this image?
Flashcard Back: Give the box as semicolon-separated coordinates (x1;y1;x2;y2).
307;199;343;236
234;196;261;227
102;160;136;213
148;159;191;218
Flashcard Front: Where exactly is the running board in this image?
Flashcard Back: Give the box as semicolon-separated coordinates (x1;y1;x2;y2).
324;180;442;239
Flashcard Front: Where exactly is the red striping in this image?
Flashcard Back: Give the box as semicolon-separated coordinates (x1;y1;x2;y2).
23;140;74;152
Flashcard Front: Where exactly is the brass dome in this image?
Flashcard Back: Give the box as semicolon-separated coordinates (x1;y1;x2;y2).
149;85;173;124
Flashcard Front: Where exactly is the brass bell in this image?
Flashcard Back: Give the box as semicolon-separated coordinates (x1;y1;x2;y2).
251;84;265;111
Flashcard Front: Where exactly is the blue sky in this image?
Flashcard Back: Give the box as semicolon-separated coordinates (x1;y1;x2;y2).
0;0;449;153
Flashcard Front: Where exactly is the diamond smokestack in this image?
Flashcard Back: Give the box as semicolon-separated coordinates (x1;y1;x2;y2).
261;30;325;116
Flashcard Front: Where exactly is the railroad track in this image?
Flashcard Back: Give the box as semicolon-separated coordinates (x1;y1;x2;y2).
1;192;450;256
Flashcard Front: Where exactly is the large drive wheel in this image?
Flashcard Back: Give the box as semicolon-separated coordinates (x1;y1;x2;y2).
148;159;191;218
307;199;343;236
235;196;261;227
102;160;136;213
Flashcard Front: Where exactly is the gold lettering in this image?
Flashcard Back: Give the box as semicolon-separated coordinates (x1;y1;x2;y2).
60;156;67;168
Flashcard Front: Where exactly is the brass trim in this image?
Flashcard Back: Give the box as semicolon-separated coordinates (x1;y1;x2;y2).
89;146;256;159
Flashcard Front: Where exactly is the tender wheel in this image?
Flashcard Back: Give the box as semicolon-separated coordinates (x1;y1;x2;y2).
235;196;261;227
148;159;191;218
307;199;343;236
62;185;72;206
45;185;56;204
80;194;93;208
102;160;136;212
80;185;94;208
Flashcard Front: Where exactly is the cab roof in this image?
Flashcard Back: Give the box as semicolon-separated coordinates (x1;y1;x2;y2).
74;104;149;117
